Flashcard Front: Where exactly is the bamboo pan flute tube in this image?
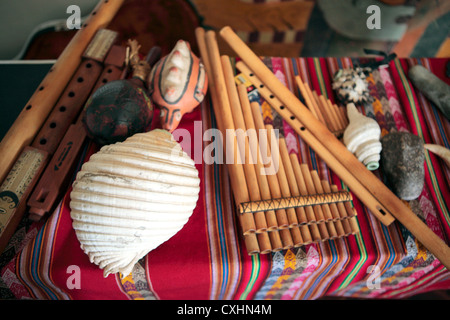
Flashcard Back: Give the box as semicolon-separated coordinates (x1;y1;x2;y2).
249;102;295;249
237;85;279;232
235;84;284;251
195;28;260;254
276;137;313;245
220;26;450;269
221;56;273;253
0;0;125;184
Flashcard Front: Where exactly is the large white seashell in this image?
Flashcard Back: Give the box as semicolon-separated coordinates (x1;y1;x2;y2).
343;103;382;171
69;129;200;278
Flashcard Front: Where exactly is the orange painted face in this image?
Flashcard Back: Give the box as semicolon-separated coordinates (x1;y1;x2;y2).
148;40;208;132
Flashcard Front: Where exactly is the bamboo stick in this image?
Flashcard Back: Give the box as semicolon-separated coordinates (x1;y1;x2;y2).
249;102;294;249
221;56;272;253
310;171;338;239
321;180;346;237
326;99;346;132
195;27;260;254
330;184;354;235
237;85;279;232
295;76;320;121
277;139;313;246
204;31;258;236
318;94;338;132
273;135;305;246
0;0;125;185
300;164;330;240
221;56;268;234
289;157;322;242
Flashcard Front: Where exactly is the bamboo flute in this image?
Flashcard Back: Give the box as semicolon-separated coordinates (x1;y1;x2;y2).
249;102;294;249
221;56;273;253
334;103;349;127
331;184;360;234
320;180;347;237
236;85;283;251
221;56;268;233
204;31;257;235
325;98;346;132
264;125;300;230
300;164;331;240
0;0;125;185
312;91;333;130
277;138;313;245
295;76;320;121
265;131;304;246
220;26;450;270
195;28;260;254
318;95;338;132
289;155;322;242
310;170;339;239
236;86;279;231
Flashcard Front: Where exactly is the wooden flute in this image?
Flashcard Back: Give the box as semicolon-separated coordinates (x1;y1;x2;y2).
27;44;127;221
0;29;118;254
219;26;450;269
0;0;125;185
27;44;163;221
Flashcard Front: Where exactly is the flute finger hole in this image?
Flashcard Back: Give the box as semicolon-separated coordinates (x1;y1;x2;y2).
300;127;305;131
26;105;32;110
280;106;285;109
49;122;57;129
39;138;47;145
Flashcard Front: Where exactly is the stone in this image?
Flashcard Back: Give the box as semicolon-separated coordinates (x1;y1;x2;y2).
408;65;450;121
380;132;425;201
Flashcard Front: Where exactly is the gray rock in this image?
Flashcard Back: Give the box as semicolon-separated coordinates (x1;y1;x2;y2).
380;132;425;200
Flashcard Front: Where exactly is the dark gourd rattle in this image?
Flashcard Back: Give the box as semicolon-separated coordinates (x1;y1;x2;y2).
83;40;161;145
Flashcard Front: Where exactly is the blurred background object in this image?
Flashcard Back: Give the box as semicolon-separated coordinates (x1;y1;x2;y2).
0;0;448;60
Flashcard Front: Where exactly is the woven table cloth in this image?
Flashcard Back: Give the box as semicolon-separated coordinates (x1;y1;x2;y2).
1;56;449;300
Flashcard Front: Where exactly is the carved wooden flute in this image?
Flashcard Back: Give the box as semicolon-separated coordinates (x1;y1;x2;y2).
27;44;127;221
0;0;125;185
0;29;118;254
27;45;163;221
219;26;450;269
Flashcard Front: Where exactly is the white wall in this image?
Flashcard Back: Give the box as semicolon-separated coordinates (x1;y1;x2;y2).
0;0;98;59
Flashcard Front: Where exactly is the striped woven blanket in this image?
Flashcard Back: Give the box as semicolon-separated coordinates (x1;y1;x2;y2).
1;57;449;300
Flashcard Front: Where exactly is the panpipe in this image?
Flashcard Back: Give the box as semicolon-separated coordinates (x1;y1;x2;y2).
0;28;125;253
215;26;450;269
196;28;359;254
